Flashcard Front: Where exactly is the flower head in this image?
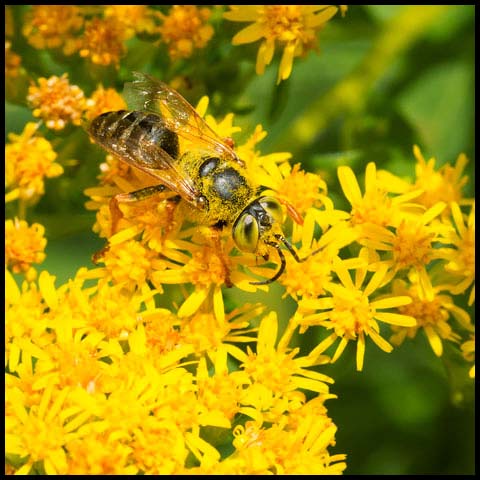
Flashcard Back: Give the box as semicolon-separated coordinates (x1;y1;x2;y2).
22;5;84;55
104;5;160;38
84;85;127;122
299;254;416;371
79;17;127;67
5;218;47;280
377;145;471;216
158;5;214;60
389;276;471;357
5;41;22;78
27;74;86;130
224;5;341;83
440;202;475;304
5;122;63;202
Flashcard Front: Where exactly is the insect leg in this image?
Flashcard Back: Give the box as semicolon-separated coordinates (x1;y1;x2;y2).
277;198;304;225
249;241;286;285
110;184;172;235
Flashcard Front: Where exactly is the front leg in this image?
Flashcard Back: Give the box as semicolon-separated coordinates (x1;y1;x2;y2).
109;184;171;236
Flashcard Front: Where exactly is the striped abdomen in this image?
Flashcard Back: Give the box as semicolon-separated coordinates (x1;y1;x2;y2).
88;110;179;159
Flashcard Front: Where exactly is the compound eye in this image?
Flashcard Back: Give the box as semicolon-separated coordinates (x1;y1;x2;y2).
233;213;259;253
259;196;284;225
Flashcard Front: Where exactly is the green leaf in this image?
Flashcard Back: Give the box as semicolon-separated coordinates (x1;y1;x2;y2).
396;61;474;161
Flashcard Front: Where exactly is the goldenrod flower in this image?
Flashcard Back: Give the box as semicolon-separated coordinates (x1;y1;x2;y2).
158;5;214;60
101;239;158;290
6;184;347;474
22;5;84;55
84;85;127;122
299;254;416;371
5;41;22;78
389;276;471;357
224;5;341;83
461;335;475;379
360;202;450;301
338;161;423;232
79;17;127;67
104;5;161;38
338;162;453;301
6;384;75;474
377;145;470;215
231;410;346;474
27;74;86;130
229;312;334;401
279;213;357;300
5;122;63;203
5;218;47;280
440;202;475;304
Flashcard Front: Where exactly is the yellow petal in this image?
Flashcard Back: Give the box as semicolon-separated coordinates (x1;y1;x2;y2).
39;270;58;310
277;42;296;83
178;288;208;317
223;6;261;22
304;6;338;28
424;325;443;356
338;166;362;206
375;312;416;327
5;269;20;304
369;329;393;353
371;296;412;309
232;23;265;45
213;286;225;325
356;333;365;371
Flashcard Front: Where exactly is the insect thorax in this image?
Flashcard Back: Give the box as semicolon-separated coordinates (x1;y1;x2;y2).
180;152;256;226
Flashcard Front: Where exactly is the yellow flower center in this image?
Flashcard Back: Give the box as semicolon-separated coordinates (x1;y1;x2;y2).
103;240;154;287
185;246;230;287
159;6;214;60
398;295;447;329
330;289;373;338
278;164;326;215
282;252;332;300
392;220;433;269
351;190;393;227
261;6;312;44
79;18;127;67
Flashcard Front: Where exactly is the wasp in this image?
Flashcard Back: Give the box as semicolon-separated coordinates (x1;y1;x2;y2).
88;72;308;285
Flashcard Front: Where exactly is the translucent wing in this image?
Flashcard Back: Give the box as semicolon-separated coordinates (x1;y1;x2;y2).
88;111;201;205
124;72;244;166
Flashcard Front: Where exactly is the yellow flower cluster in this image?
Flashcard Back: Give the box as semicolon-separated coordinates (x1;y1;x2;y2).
82;92;474;376
22;5;84;55
5;122;64;203
224;5;343;83
5;269;346;474
5;75;474;474
19;5;214;67
27;74;86;130
18;5;342;79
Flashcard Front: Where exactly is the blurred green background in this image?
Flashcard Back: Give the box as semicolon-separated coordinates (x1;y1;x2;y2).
5;5;475;475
